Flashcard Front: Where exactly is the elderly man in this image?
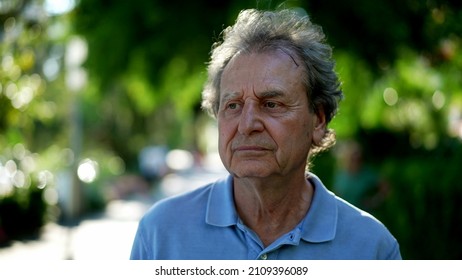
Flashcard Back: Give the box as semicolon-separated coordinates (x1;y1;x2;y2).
130;8;401;260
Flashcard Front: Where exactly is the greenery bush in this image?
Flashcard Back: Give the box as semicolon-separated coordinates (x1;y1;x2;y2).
0;183;46;244
0;153;51;245
378;137;462;259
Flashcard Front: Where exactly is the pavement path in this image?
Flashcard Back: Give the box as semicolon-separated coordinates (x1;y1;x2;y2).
0;198;152;260
0;167;227;260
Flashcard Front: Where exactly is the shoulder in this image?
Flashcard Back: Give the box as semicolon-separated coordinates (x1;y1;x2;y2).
140;182;214;225
334;195;385;231
310;172;391;235
308;173;400;259
334;195;400;258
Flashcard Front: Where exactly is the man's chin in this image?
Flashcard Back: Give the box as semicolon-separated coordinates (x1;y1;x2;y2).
229;168;274;179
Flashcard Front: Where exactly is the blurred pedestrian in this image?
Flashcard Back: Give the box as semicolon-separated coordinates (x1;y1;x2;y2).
333;140;390;211
130;8;401;260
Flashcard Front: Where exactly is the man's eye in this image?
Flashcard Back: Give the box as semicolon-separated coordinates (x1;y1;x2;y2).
228;103;238;109
264;101;277;108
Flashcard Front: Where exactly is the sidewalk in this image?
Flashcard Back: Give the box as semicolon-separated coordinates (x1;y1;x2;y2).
0;198;152;260
0;167;227;260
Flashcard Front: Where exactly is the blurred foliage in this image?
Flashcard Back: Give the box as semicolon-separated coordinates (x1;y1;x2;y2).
378;138;462;259
1;0;462;258
0;144;57;244
307;0;462;70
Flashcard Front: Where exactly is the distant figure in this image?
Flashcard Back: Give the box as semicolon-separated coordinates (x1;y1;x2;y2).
333;140;389;211
138;145;168;183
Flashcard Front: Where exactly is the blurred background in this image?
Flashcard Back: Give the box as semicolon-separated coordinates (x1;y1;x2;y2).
0;0;461;260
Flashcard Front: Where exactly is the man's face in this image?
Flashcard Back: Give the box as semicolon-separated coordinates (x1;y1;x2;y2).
217;50;326;179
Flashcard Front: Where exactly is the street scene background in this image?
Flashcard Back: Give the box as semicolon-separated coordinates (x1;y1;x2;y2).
1;0;461;260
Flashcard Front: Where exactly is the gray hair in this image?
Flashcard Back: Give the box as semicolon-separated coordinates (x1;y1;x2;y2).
202;8;343;154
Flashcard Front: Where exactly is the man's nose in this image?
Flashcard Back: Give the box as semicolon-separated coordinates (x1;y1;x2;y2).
238;102;264;135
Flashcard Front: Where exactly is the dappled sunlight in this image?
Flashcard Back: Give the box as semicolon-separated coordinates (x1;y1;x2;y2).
77;158;99;184
449;106;462;139
44;0;76;15
383;87;398;106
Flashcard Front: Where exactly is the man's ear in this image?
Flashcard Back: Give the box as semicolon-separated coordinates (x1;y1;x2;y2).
312;107;327;146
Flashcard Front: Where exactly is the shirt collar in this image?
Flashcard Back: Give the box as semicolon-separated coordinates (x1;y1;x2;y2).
300;172;338;243
206;175;238;227
205;173;338;243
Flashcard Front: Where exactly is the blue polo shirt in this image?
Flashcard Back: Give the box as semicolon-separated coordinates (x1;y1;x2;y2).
130;173;401;260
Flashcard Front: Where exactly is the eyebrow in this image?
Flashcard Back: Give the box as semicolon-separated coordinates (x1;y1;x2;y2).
220;90;286;104
257;90;285;99
220;92;241;104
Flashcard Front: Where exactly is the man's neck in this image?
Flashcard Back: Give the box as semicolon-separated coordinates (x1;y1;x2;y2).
233;174;313;247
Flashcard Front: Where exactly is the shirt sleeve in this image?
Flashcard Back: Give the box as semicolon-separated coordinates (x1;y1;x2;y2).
130;221;151;260
385;239;402;260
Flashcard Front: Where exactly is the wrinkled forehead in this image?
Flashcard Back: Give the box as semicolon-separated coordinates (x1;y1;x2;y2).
221;48;305;88
237;42;304;67
222;48;304;79
219;50;308;106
